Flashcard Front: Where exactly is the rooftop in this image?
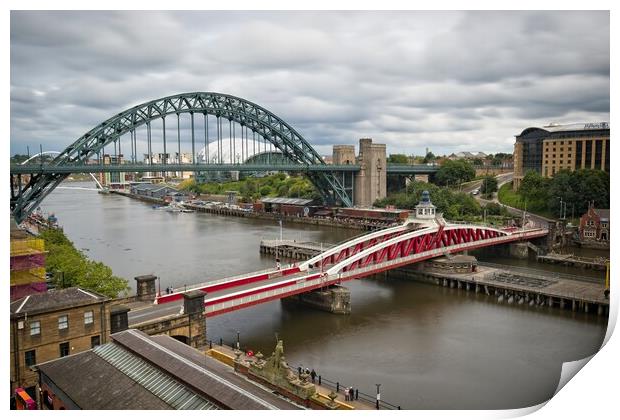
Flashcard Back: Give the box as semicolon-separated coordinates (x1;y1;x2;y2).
260;197;315;206
36;329;300;410
11;287;109;317
594;208;610;220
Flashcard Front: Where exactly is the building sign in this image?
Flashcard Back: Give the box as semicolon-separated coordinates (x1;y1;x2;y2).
584;122;609;130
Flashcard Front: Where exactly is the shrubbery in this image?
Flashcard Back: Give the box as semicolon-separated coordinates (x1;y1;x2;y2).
40;229;129;298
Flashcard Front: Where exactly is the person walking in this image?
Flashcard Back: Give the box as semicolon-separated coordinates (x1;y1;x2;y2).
310;369;316;383
349;387;354;402
344;387;350;401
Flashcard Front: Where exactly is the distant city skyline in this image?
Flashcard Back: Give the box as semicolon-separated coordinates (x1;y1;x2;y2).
10;11;610;157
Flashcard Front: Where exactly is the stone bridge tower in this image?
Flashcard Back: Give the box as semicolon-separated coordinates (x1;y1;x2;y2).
333;138;386;207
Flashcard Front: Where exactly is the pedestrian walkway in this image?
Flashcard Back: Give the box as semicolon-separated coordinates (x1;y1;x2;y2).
204;343;379;410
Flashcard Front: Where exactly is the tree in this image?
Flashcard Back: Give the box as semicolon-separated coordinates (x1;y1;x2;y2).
546;169;609;217
480;175;498;196
40;229;129;298
259;186;272;196
387;154;409;164
434;159;475;187
422;151;435;163
518;171;549;205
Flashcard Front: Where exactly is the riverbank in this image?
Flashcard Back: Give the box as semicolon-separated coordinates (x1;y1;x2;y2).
111;190;399;231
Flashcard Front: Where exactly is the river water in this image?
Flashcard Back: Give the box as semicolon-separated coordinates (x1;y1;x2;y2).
40;183;608;409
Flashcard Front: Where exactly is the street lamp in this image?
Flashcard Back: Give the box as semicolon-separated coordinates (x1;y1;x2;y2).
375;384;381;410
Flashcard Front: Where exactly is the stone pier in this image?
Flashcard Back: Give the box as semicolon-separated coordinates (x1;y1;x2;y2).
282;285;351;314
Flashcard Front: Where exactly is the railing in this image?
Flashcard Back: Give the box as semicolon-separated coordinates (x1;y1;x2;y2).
208;339;401;409
168;263;297;294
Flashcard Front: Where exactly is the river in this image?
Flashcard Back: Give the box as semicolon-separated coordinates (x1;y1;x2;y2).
40;183;608;409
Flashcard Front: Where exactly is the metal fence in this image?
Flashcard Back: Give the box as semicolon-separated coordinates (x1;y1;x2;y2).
209;339;401;410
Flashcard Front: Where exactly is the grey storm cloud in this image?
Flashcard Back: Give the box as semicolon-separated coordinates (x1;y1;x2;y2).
10;10;609;157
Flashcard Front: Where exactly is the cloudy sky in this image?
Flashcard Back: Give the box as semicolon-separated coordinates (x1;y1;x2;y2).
10;10;610;158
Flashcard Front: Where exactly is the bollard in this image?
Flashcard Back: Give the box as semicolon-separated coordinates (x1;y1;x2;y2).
336;382;339;392
318;375;322;385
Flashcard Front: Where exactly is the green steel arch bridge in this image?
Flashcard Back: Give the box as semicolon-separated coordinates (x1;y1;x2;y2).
10;92;438;223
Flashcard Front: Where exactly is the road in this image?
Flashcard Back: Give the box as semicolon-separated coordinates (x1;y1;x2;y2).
470;172;555;228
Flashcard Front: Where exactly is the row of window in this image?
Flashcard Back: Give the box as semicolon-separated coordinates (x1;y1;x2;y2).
545;147;572;153
24;336;101;367
583;230;597;238
29;311;94;337
545;154;572;159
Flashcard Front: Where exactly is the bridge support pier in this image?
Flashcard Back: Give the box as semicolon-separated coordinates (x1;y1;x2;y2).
508;242;530;259
281;285;351;315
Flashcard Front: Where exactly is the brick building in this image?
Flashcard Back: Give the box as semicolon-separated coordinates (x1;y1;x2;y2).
579;206;610;242
10;287;112;399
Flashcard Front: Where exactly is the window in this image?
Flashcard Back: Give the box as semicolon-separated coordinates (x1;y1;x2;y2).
91;335;101;348
568;154;571;158
84;311;94;325
25;350;36;367
58;315;68;330
30;321;40;336
59;342;70;357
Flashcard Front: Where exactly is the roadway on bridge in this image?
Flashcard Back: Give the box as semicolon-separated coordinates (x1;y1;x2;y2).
127;267;323;325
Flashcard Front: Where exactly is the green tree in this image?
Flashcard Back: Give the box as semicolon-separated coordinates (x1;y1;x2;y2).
387;154;409;164
480;175;498;196
422;151;435;163
518;171;549;205
40;229;129;298
259;185;272;196
434;159;475;187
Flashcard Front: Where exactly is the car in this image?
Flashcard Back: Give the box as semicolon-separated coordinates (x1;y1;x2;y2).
471;189;480;195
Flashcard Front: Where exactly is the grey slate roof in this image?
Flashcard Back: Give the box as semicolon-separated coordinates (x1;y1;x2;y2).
11;287;108;317
36;349;172;410
93;343;218;410
36;329;301;410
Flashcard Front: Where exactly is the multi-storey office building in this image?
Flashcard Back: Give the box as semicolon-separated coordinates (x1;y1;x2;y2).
513;122;609;189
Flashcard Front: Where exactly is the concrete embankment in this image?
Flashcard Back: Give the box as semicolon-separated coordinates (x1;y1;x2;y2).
111;190;396;231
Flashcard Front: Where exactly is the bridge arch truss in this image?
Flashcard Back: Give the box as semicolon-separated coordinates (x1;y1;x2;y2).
11;92;352;222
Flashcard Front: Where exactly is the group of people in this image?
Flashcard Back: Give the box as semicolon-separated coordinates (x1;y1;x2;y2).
297;365;358;403
343;386;357;402
165;287;174;294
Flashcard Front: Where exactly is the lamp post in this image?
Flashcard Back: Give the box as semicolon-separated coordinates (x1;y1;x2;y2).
375;384;381;410
236;331;240;350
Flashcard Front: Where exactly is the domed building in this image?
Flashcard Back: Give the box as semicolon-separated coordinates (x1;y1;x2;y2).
414;190;436;220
